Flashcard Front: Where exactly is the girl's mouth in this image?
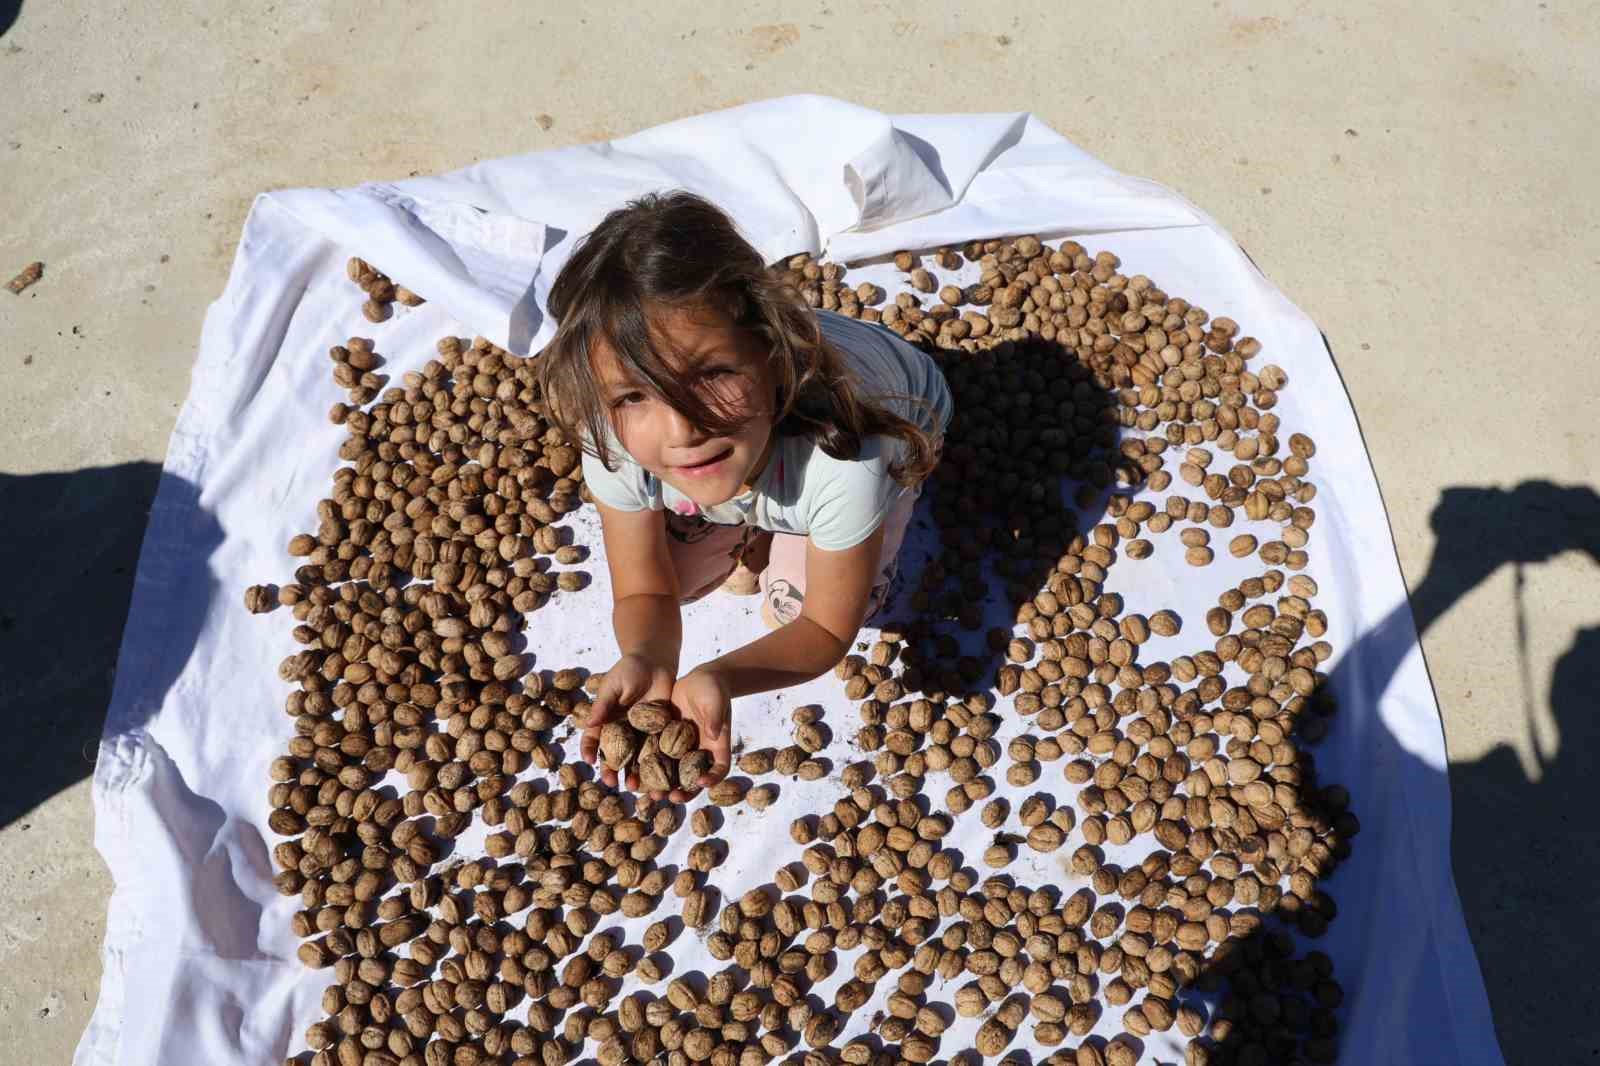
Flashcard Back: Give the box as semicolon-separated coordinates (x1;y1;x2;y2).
672;447;734;478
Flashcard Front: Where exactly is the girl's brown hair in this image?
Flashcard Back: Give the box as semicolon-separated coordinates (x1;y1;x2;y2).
537;190;939;487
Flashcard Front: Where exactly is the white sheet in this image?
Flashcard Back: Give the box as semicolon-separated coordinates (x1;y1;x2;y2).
75;95;1502;1066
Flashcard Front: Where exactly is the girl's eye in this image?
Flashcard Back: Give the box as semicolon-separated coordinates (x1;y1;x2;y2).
611;391;645;409
698;368;743;389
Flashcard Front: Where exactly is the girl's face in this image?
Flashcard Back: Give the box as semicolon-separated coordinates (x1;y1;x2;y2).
594;302;776;508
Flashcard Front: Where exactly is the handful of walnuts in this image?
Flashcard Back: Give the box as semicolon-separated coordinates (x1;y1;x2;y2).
597;699;711;793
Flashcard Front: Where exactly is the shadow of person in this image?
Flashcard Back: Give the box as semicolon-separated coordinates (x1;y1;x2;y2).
1326;480;1600;1065
0;464;221;830
1407;482;1600;640
1447;621;1600;1055
879;333;1115;755
0;0;21;40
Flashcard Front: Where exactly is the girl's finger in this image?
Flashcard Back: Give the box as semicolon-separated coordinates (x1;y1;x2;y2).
599;684;630;717
698;744;731;787
702;719;732;785
586;692;615;733
600;767;618;789
580;732;598;765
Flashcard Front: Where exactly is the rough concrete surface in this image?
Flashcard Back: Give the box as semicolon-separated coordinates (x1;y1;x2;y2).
1;2;1596;1063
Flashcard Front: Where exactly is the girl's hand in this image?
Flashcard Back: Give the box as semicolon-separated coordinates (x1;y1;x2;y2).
672;668;733;792
582;653;675;789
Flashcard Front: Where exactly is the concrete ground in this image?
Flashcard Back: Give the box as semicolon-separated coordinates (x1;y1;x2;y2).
2;2;1596;1063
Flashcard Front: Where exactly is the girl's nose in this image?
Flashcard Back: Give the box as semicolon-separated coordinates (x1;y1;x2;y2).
659;403;703;448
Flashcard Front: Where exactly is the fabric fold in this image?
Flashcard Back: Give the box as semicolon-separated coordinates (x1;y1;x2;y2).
264;184;548;353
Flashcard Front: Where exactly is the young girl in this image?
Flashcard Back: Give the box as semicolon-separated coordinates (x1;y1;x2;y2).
537;191;951;800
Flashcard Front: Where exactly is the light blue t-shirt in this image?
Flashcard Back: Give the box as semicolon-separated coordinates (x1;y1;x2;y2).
581;310;952;551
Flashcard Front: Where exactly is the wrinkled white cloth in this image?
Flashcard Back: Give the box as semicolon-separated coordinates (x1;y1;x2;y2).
76;96;1502;1066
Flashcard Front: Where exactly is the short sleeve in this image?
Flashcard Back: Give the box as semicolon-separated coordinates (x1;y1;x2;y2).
804;437;903;551
816;310;953;437
581;448;657;512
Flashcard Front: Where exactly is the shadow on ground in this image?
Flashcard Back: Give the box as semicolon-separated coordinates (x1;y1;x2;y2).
0;463;217;830
1352;481;1600;1064
0;2;21;41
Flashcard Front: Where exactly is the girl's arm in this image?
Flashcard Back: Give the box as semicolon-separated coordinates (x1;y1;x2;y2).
674;525;885;778
581;501;682;786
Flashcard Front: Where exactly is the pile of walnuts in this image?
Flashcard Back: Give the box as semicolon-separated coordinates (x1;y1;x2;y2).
252;243;1353;1066
597;700;712;794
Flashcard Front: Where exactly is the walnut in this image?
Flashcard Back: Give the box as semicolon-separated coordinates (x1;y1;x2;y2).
243;584;277;614
627;699;674;733
6;261;43;294
598;721;642;773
